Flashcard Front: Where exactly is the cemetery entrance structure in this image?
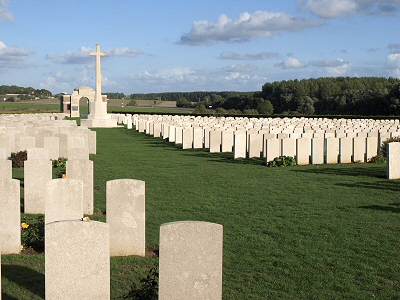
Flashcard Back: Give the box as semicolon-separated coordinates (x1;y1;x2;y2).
60;86;103;118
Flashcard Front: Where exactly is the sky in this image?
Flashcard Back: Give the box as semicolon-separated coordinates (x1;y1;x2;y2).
0;0;400;95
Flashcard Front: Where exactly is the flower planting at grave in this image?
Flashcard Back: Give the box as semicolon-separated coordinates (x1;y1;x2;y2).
20;215;45;252
52;157;67;178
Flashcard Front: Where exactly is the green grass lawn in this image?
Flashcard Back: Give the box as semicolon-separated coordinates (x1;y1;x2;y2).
2;126;400;299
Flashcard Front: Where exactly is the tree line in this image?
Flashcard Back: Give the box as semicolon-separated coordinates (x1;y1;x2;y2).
0;85;52;99
129;77;400;116
261;77;400;116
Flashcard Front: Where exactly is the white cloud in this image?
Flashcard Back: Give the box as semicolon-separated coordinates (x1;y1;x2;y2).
387;53;400;77
219;51;280;60
309;58;350;67
309;58;351;75
178;10;322;45
0;41;35;68
0;0;13;21
46;47;93;64
301;0;400;18
275;57;307;69
106;47;150;57
222;63;258;73
46;46;148;64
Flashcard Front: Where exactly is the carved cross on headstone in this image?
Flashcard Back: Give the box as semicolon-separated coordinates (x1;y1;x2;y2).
90;44;106;102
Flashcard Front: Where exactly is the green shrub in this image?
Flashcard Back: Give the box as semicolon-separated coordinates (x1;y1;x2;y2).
11;150;27;168
127;100;137;106
21;215;45;252
368;154;387;164
122;266;158;300
53;157;67;178
267;156;297;167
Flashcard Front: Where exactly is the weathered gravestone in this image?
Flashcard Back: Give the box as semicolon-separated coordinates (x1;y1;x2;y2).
24;159;52;214
0;148;11;179
66;159;94;215
106;179;145;256
45;179;83;224
0;178;20;254
159;221;223;300
387;142;400;179
45;220;110;299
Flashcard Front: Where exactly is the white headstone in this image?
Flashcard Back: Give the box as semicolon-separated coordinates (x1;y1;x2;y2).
106;179;145;256
0;178;21;254
159;221;223;300
66;159;94;215
45;220;110;299
45;179;84;224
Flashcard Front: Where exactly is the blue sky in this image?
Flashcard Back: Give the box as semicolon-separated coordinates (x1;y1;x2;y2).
0;0;399;94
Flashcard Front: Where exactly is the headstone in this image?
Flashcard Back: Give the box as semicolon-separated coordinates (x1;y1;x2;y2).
325;137;339;164
0;178;21;254
311;137;324;165
182;127;193;149
159;221;223;300
16;136;35;152
175;127;183;144
27;148;49;160
87;130;97;154
209;130;222;153
45;220;110;299
339;137;352;163
24;159;52;214
221;130;234;152
44;136;60;160
193;127;204;149
248;133;262;158
168;125;176;142
353;136;366;162
45;179;83;224
106;179;145;256
233;132;246;159
366;137;378;161
55;133;68;158
387;142;400;179
265;138;280;162
0;148;11;179
66;159;94;215
296;138;311;165
281;138;296;157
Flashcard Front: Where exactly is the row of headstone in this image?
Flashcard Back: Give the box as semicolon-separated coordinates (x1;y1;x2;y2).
127;114;400;164
44;219;222;299
0;113;96;159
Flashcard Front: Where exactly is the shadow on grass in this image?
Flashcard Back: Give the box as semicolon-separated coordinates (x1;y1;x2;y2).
359;202;400;213
135;133;266;166
292;165;387;179
336;180;400;192
1;264;45;299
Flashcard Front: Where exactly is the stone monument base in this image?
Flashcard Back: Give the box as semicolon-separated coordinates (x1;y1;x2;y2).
80;118;118;128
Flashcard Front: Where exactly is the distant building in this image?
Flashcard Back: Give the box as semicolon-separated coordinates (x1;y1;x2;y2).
60;86;107;117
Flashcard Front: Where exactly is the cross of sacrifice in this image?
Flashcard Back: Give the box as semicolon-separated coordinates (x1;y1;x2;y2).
90;44;106;102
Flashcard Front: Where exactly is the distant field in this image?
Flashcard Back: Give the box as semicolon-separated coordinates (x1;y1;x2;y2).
0;99;184;114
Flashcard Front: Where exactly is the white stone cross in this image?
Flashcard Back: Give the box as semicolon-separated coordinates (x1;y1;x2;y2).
90;44;106;102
